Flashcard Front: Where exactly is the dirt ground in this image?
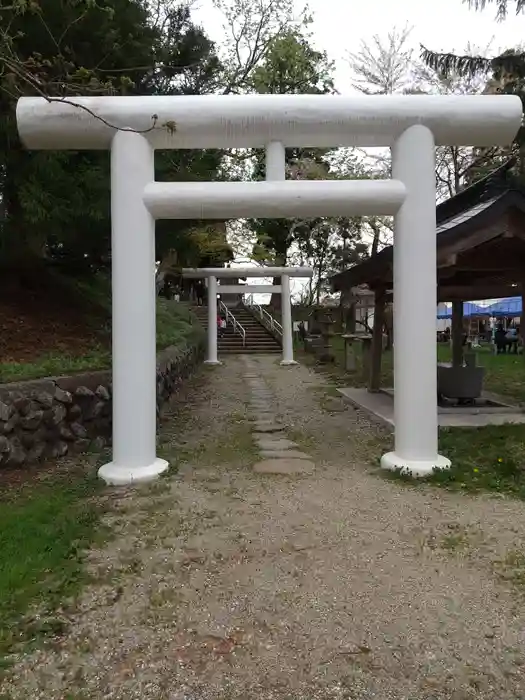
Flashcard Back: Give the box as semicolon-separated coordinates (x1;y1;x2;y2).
0;276;107;364
3;356;525;699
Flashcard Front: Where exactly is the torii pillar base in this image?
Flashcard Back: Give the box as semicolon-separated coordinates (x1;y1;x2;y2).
98;458;169;486
381;452;451;478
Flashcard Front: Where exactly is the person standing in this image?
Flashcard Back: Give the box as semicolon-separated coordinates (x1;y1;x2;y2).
195;279;205;306
494;323;507;354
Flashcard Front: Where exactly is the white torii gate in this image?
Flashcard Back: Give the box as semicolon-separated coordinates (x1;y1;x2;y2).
15;93;521;485
182;266;313;365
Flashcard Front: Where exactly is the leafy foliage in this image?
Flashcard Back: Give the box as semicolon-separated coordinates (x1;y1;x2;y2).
212;0;306;93
0;0;228;280
347;25;416;95
467;0;525;19
420;45;525;81
294;217;369;304
243;28;340;303
347;26;506;198
249;29;334;94
421;0;525;149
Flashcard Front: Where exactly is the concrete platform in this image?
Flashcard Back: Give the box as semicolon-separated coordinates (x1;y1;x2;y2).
338;388;525;428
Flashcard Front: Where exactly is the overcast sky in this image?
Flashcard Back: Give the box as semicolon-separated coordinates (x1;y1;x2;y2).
311;0;525;92
194;0;525;93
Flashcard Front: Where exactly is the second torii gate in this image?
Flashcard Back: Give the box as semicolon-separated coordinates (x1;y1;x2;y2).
182;266;313;365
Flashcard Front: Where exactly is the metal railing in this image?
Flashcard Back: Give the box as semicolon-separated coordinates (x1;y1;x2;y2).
218;300;246;346
244;294;283;338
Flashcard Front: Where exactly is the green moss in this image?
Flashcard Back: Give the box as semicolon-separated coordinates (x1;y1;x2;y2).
0;463;106;665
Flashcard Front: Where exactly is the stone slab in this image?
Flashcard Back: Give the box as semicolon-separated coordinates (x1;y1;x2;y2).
253;458;315;475
255;437;298;451
252;423;285;433
260;449;312;459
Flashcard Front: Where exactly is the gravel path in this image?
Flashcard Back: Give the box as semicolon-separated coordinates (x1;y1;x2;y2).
3;356;525;699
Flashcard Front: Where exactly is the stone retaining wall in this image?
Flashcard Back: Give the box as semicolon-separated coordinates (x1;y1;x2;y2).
0;341;204;467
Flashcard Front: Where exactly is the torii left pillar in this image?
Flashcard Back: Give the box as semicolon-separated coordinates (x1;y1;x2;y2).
98;132;168;485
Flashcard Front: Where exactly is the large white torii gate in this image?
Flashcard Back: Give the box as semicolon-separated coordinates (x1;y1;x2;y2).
15;94;521;484
182;266;313;365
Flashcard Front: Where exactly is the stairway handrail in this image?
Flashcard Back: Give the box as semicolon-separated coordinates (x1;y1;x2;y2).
218;300;246;346
244;294;283;337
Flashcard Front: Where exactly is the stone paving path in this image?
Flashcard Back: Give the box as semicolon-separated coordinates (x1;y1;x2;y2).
243;356;316;476
4;356;525;700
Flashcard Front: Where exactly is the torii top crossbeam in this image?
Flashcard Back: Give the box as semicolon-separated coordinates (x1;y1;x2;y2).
16;94;521;150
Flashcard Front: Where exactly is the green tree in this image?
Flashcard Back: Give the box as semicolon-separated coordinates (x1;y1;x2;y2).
0;0;226;283
1;0;153;270
244;28;335;306
421;1;525;176
421;1;525;91
347;25;415;95
347;26;500;197
212;0;306;93
294;217;368;305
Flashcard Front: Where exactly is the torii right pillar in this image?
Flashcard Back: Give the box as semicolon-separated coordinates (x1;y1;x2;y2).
265;141;297;366
380;125;451;477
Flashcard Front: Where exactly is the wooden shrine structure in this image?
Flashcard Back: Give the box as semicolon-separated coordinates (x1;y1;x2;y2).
331;159;525;391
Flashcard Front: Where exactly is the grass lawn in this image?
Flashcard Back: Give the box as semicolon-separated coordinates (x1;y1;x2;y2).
433;424;525;496
328;335;525;405
0;298;205;669
0;299;203;383
307;335;525;499
374;423;525;499
0;348;112;384
156;299;204;352
0;460;106;668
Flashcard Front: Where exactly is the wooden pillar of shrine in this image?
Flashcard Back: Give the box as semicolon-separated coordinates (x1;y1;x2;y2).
369;286;386;392
451;300;464;367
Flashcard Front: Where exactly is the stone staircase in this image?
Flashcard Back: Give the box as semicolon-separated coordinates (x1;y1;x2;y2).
192;305;282;355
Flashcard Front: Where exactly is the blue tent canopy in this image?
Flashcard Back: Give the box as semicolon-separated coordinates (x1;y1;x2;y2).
437;302;491;320
485;297;522;317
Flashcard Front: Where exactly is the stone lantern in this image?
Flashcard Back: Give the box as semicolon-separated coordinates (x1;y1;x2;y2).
318;309;335;364
309;307;323;336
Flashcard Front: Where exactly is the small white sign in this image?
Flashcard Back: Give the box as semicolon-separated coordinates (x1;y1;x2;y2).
293;321;308;331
